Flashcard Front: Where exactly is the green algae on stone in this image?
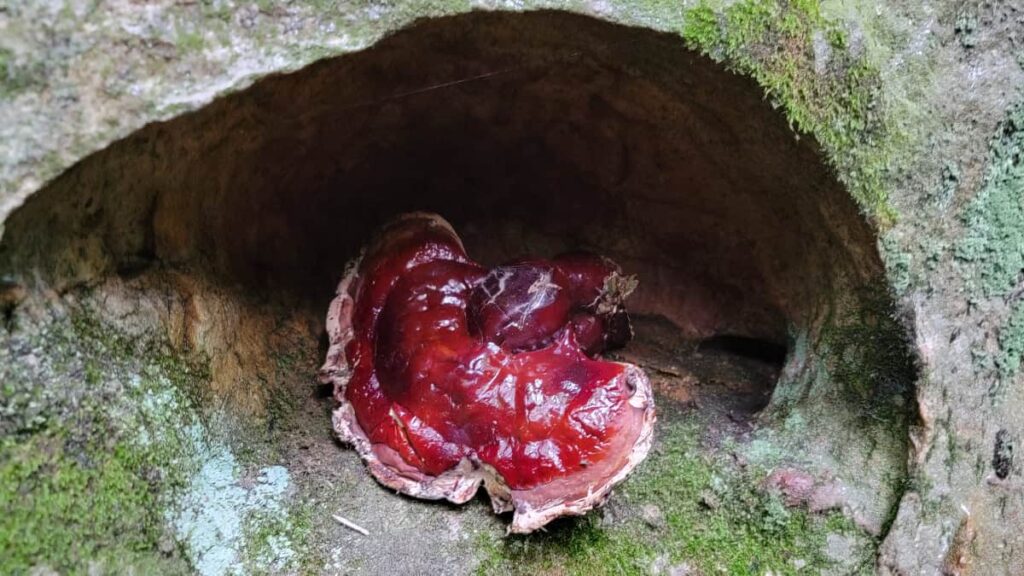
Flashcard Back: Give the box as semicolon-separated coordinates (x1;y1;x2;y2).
767;282;916;432
821;284;917;422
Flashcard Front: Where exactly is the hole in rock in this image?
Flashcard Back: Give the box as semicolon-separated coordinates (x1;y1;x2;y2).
0;11;906;461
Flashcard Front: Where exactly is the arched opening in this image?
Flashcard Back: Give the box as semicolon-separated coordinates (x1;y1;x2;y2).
0;10;915;572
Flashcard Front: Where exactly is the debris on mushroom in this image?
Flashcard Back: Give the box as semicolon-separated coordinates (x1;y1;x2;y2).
319;212;655;533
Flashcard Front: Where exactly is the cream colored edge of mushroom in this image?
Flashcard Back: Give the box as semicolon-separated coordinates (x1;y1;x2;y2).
317;212;656;533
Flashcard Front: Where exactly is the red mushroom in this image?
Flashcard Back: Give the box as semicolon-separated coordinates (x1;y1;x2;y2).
319;213;655;533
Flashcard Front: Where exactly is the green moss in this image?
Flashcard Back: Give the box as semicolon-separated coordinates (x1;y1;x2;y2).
476;415;870;575
955;101;1024;299
678;1;894;224
681;5;722;53
242;503;314;575
0;305;209;573
0;431;187;574
997;301;1024;379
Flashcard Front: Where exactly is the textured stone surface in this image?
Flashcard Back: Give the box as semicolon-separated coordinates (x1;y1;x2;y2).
2;0;1023;574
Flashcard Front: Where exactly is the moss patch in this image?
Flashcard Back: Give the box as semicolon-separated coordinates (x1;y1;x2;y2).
0;432;188;574
679;0;893;223
475;413;872;575
0;303;208;574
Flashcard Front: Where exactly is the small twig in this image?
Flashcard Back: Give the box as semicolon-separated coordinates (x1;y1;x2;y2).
333;514;370;536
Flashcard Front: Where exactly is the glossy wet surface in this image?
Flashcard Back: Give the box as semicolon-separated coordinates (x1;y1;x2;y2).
342;218;645;490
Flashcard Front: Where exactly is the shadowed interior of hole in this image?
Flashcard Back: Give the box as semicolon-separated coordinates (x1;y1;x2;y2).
0;11;885;413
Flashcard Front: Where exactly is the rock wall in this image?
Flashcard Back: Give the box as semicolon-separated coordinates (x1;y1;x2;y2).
1;1;1022;573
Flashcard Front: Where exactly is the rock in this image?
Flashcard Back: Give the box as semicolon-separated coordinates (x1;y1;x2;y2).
668;562;697;576
699;490;721;510
825;533;856;566
649;554;669;574
763;468;816;507
1;0;1023;573
641;504;667;530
